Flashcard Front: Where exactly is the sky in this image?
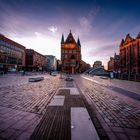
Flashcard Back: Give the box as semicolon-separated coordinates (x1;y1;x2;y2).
0;0;140;68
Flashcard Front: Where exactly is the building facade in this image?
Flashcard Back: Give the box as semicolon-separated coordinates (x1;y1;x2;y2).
93;61;104;69
26;49;45;71
119;33;140;74
108;53;119;72
61;31;81;74
0;34;25;72
56;59;62;71
45;55;57;71
80;60;91;73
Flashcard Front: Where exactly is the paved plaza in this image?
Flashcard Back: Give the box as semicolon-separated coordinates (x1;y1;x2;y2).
0;74;65;140
0;74;140;140
75;75;140;140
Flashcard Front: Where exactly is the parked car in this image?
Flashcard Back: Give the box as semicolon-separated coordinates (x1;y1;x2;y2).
8;68;17;73
65;75;73;81
51;71;58;76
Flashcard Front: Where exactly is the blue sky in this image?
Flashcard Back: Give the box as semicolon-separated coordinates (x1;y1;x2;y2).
0;0;140;68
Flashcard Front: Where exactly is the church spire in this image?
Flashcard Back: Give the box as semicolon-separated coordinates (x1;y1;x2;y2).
77;37;81;47
61;34;64;44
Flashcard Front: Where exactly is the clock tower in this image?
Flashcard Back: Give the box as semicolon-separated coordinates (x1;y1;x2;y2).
61;30;81;74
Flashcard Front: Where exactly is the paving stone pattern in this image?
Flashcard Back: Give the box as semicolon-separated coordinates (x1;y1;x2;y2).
0;74;65;140
0;75;63;114
75;76;140;140
30;88;85;140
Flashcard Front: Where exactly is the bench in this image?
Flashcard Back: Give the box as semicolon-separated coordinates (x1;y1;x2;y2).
28;77;44;82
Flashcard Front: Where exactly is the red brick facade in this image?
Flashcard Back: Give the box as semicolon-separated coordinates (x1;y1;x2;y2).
108;53;119;72
61;31;82;74
119;33;140;74
26;49;46;71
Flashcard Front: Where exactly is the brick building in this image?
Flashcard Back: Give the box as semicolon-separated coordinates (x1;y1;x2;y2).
119;33;140;74
93;61;104;69
26;49;46;71
61;31;81;74
108;53;119;72
0;34;25;72
80;60;91;73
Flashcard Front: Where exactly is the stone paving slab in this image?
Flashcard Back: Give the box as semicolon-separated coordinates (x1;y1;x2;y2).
71;107;100;140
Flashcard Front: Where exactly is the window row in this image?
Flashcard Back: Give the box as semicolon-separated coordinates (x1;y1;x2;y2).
0;45;22;58
62;50;78;53
61;55;80;59
0;56;22;65
0;39;24;53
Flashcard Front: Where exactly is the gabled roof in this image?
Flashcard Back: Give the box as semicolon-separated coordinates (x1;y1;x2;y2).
124;33;133;44
65;31;76;43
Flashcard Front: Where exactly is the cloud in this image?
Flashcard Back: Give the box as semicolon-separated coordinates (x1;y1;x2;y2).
48;26;58;33
78;7;100;34
34;32;42;37
79;17;92;33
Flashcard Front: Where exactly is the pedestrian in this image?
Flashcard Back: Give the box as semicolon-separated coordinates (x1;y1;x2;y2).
22;70;25;76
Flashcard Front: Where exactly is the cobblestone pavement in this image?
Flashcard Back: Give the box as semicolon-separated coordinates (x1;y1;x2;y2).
0;74;65;140
84;75;140;95
30;80;100;140
74;75;140;140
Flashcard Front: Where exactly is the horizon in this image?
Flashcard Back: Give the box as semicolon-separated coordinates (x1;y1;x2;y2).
0;0;140;68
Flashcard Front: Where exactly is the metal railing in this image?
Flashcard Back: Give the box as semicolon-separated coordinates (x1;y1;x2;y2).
115;73;140;82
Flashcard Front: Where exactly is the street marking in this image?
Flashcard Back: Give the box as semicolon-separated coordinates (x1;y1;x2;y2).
48;96;65;106
70;88;79;95
71;107;100;140
81;76;101;85
58;88;80;95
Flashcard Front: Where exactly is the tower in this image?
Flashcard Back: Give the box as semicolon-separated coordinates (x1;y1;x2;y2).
61;31;82;74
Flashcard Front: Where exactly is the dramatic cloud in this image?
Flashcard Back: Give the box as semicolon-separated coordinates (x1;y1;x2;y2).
78;7;100;34
0;0;140;69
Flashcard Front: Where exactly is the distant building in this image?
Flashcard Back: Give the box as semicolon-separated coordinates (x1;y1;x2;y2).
0;34;26;72
26;49;45;71
108;57;114;71
56;59;62;71
45;55;57;71
80;60;91;73
93;61;104;69
61;31;81;74
119;33;140;74
108;53;119;72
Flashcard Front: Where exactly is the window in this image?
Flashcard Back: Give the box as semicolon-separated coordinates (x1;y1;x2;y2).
73;50;76;53
65;55;68;58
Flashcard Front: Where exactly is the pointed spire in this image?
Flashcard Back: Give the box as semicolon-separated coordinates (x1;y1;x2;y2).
61;34;64;44
70;29;71;33
120;38;124;46
77;37;81;47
